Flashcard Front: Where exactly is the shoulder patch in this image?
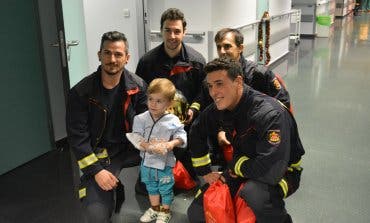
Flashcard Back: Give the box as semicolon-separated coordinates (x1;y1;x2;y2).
272;78;282;90
267;130;281;145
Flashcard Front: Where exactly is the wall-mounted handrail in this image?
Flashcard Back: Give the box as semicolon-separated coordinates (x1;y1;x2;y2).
233;20;260;30
270;9;301;21
233;9;301;30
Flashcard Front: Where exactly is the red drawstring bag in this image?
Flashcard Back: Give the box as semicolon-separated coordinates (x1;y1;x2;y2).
234;183;256;223
204;180;236;223
173;161;196;190
221;144;234;162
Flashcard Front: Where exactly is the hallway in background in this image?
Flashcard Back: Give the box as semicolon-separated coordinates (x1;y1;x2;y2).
0;13;369;223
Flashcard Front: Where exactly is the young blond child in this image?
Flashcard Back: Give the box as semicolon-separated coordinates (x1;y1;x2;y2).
131;78;187;223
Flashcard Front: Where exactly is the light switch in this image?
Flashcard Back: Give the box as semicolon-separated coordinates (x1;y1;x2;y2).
123;9;130;18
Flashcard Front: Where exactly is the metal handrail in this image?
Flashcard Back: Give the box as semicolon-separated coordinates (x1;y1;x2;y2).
270;9;301;21
233;20;260;30
234;9;301;30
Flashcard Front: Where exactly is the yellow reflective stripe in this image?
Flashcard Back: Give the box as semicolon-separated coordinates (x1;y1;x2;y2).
288;159;302;172
288;159;302;171
189;102;201;111
96;148;108;159
78;153;98;169
191;154;211;167
290;159;302;169
79;187;86;199
277;100;288;110
234;156;249;177
195;189;202;198
279;179;288;198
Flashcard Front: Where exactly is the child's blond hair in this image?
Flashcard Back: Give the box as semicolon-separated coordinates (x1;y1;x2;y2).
147;78;176;101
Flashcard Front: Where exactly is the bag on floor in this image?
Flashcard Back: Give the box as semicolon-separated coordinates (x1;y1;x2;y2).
234;183;256;223
203;180;235;223
173;161;196;190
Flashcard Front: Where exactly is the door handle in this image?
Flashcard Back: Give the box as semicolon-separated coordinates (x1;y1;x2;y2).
67;40;79;47
50;40;79;48
50;39;80;62
65;40;80;61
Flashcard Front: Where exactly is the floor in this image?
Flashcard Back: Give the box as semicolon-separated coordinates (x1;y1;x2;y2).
0;13;369;223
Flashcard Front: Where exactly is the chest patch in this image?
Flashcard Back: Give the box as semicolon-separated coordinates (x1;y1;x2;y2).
267;130;281;145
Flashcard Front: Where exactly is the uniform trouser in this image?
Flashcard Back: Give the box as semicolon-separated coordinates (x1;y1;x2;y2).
79;155;126;223
187;177;292;223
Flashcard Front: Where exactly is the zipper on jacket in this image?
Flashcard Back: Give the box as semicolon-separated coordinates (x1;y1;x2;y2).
142;113;168;162
89;98;107;148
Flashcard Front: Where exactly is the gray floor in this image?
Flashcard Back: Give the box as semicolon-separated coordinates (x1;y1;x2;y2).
0;13;369;223
281;14;370;223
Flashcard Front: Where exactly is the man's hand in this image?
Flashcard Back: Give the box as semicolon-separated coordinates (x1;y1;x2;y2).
217;131;231;146
202;172;222;185
184;109;194;125
94;169;119;191
228;169;238;178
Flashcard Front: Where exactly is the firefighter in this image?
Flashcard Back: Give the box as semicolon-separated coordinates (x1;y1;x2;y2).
66;31;147;223
214;28;293;156
187;57;305;223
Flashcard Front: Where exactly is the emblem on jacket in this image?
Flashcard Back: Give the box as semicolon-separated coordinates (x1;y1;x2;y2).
267;130;281;145
272;78;281;90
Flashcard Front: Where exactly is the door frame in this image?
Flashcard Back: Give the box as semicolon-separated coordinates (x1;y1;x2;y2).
36;0;71;147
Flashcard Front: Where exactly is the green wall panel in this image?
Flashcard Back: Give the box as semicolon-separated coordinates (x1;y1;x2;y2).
0;0;52;174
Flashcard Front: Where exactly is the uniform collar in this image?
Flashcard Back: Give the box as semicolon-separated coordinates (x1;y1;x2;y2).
95;66;139;94
222;85;251;118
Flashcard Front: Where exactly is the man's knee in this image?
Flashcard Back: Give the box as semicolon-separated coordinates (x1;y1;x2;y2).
239;180;288;222
239;180;270;212
85;202;111;223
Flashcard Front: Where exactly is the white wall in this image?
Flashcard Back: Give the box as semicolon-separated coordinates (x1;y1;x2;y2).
267;0;292;65
82;0;141;72
269;0;291;15
211;0;256;30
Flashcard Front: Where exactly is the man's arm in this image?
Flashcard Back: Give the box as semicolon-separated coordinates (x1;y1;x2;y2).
66;89;104;177
230;110;290;185
254;65;291;109
189;106;224;184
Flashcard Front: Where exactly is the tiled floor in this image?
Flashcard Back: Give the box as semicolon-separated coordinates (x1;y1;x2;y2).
0;13;369;223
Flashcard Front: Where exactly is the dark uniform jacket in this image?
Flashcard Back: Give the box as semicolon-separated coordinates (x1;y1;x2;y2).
240;55;291;109
190;86;304;185
66;67;147;177
135;42;206;112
